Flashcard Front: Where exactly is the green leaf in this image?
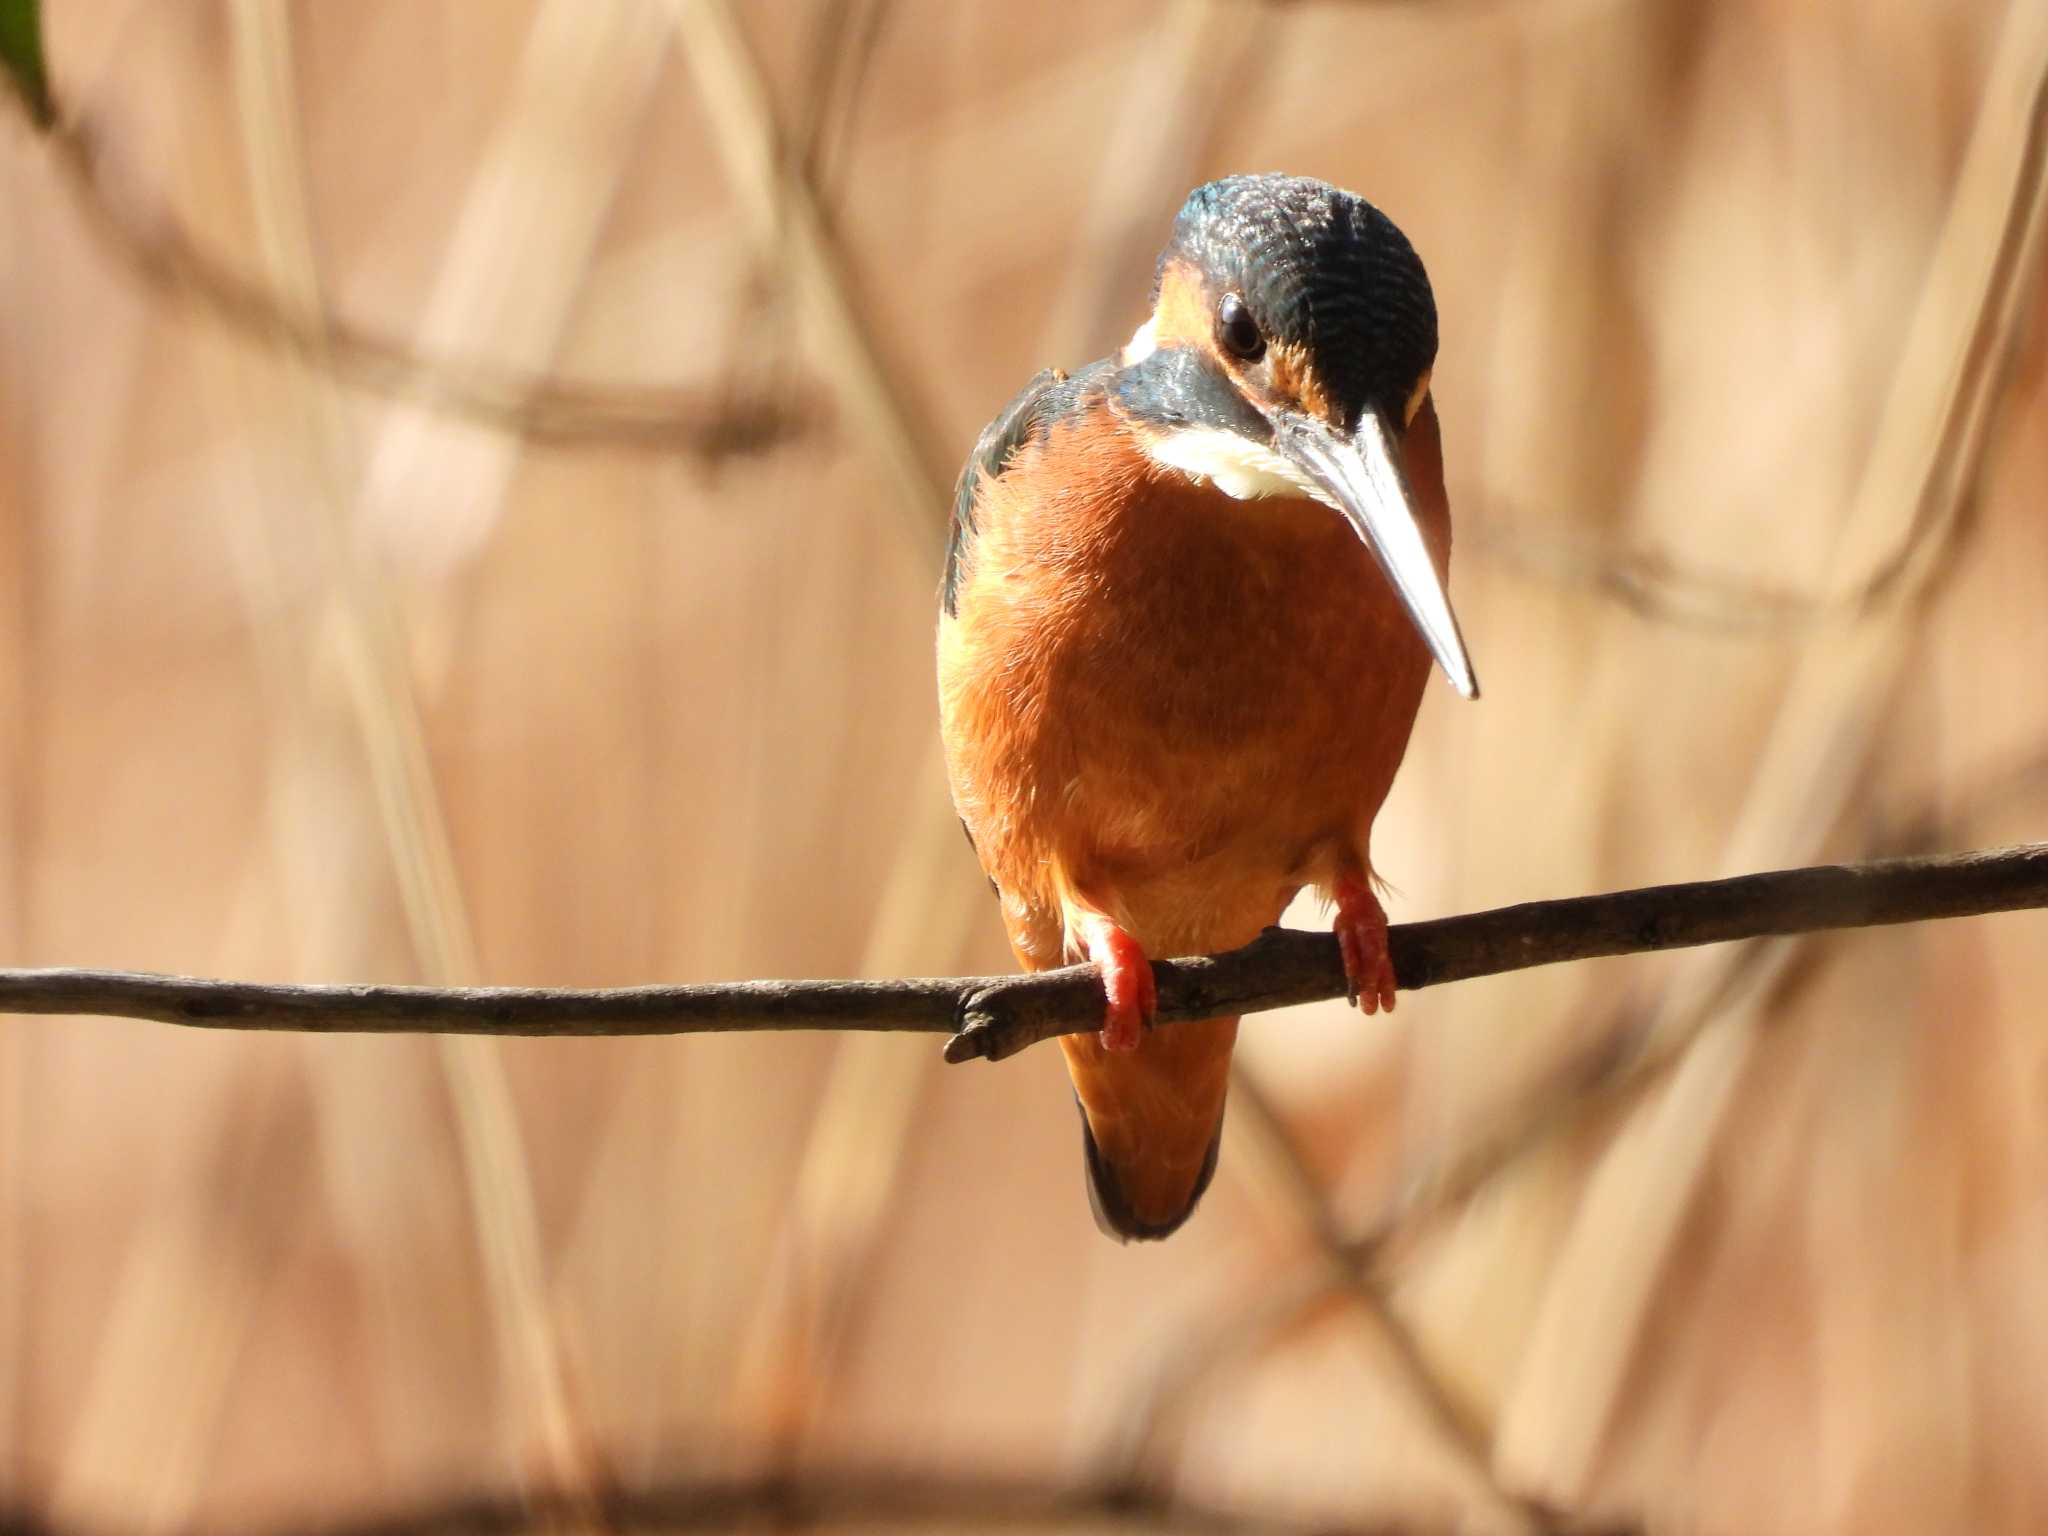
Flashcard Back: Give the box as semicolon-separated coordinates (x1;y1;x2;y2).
0;0;52;128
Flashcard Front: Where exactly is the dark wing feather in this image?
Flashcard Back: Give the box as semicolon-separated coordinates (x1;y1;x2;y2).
941;361;1113;616
941;367;1061;617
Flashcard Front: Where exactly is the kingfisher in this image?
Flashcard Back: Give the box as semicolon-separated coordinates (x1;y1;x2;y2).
937;174;1477;1241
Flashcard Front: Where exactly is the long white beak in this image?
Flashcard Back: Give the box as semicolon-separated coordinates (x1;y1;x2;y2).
1273;407;1479;699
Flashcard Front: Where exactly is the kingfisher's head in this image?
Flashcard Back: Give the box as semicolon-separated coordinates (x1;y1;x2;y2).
1116;173;1476;699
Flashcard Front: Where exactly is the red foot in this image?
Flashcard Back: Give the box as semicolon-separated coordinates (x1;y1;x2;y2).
1076;914;1156;1052
1334;876;1397;1015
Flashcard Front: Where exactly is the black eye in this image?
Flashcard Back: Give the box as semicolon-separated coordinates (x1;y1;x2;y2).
1216;292;1264;361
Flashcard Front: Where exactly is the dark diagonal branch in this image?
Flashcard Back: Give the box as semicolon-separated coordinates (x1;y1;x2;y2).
34;120;817;459
0;845;2042;1062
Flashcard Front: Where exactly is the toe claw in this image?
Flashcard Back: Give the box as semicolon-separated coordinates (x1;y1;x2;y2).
1100;1003;1144;1053
1334;876;1396;1017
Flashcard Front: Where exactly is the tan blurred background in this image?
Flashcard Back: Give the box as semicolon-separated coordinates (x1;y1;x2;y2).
3;1;2047;1532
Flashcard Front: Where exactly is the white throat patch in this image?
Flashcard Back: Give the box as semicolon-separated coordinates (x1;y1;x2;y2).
1145;426;1331;506
1120;317;1334;505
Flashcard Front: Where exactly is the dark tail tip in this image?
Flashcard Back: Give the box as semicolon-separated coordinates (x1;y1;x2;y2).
1076;1100;1225;1243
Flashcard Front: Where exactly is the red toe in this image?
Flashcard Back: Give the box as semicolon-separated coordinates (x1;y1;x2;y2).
1078;915;1155;1052
1334;876;1397;1015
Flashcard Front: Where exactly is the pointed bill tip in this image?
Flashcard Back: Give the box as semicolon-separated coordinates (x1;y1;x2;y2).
1446;656;1481;701
1273;408;1482;704
1404;562;1480;701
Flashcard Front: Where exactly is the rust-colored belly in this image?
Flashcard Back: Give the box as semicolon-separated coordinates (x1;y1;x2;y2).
940;461;1437;961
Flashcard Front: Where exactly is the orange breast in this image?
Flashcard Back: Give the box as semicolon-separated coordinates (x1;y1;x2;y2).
938;400;1448;965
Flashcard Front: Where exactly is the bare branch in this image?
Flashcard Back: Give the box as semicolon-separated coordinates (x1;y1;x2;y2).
0;1469;1495;1536
0;846;2041;1063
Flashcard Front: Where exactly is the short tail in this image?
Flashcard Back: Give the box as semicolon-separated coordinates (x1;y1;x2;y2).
1061;1015;1238;1242
1079;1103;1224;1240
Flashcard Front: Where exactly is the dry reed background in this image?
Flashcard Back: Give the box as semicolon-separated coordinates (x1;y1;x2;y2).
3;1;2047;1533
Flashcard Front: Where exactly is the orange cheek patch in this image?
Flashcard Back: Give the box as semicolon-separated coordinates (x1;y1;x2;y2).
1404;368;1433;427
1148;265;1338;429
1150;260;1217;350
1266;340;1333;426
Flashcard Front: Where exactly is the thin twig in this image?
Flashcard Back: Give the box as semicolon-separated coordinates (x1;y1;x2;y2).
0;1468;1508;1536
1467;0;2047;637
209;0;607;1503
668;0;953;538
0;845;2041;1061
1214;1071;1536;1527
31;118;816;458
670;0;965;1456
1490;8;2048;1489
